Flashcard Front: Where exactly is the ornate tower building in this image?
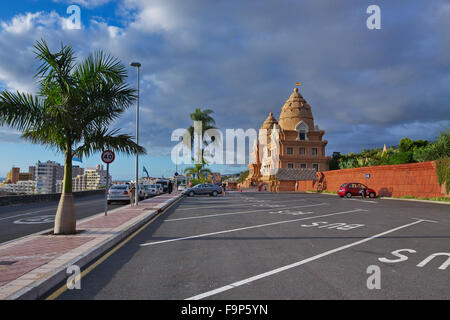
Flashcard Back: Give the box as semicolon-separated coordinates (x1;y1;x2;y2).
246;87;330;187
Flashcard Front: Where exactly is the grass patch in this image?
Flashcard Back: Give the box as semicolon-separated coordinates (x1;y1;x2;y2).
399;195;450;202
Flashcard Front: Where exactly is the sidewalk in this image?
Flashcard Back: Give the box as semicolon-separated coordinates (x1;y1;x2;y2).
0;192;182;300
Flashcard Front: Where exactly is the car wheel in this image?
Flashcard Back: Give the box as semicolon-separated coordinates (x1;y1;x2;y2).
369;192;376;198
189;191;195;197
346;192;352;198
212;191;218;196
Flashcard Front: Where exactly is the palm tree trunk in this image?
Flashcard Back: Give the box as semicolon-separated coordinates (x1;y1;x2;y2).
54;144;76;235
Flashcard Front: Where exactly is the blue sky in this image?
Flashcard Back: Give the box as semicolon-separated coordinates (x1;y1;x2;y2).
0;1;449;179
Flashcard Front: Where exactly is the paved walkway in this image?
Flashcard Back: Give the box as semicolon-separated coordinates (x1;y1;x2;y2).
0;193;181;299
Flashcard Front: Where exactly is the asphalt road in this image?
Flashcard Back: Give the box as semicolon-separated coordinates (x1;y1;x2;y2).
51;192;449;300
0;194;126;244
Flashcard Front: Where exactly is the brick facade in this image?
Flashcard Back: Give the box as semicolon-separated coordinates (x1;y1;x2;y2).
294;161;448;198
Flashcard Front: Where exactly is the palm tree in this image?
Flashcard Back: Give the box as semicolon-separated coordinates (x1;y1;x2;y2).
184;108;217;163
184;159;213;180
0;39;146;234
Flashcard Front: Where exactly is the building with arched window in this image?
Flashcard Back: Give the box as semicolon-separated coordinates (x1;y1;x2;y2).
246;87;331;188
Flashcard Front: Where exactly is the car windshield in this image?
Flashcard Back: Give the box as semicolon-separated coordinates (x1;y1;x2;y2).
340;183;348;188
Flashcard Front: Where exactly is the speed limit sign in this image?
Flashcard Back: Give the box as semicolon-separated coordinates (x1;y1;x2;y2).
101;150;115;164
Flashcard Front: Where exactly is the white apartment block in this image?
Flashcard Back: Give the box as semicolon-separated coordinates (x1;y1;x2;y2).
0;180;36;194
56;165;110;192
35;160;64;194
85;164;110;190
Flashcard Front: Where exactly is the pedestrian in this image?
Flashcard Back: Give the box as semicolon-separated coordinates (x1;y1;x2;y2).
222;184;226;197
168;180;173;194
295;181;298;192
360;186;367;199
129;185;135;207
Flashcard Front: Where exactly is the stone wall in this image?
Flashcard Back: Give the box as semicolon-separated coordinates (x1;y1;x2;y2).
0;189;105;206
295;161;448;198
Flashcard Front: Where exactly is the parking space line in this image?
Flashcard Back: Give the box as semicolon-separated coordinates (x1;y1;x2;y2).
185;218;432;300
175;199;306;211
165;203;327;222
343;199;377;204
141;208;366;247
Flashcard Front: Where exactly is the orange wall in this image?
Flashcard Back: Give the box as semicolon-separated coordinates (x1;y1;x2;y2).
296;161;447;198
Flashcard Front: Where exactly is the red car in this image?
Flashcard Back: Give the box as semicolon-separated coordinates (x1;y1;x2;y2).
338;183;376;198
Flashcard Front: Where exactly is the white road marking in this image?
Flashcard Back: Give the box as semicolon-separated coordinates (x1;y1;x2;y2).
0;198;117;222
0;208;53;221
344;199;377;204
175;199;305;211
185;218;431;300
411;217;438;223
141;208;366;246
164;203;327;222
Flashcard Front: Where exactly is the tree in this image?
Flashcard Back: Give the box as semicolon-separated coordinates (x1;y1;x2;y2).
0;39;146;234
184;108;217;163
184;159;213;181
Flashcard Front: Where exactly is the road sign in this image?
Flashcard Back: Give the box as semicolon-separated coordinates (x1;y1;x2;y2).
101;150;114;216
101;150;115;164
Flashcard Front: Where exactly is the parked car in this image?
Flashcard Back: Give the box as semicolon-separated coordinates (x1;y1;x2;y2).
177;184;187;191
338;183;376;198
107;184;131;203
182;183;223;197
144;184;159;196
156;179;169;193
137;184;146;200
153;183;162;194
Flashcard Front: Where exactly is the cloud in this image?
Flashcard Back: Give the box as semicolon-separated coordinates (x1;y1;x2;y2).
0;0;449;163
52;0;112;9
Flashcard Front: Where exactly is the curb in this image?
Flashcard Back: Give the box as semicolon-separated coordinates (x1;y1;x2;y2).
379;197;450;205
3;194;183;300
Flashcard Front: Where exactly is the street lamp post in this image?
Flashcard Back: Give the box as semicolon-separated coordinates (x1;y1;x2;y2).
130;62;141;206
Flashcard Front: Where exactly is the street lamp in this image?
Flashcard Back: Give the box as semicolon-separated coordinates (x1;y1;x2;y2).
130;62;141;206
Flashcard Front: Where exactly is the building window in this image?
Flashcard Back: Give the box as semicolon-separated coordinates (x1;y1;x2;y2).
313;163;319;171
312;148;318;155
287;147;293;155
288;163;294;168
296;121;309;141
299;147;305;155
300;163;307;168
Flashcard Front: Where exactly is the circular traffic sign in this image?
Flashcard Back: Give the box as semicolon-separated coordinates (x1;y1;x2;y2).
101;150;115;164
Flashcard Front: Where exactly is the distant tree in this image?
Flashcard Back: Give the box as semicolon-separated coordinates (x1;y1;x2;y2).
237;170;249;183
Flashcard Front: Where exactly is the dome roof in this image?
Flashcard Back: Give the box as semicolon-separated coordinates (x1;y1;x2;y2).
261;112;278;130
278;88;314;131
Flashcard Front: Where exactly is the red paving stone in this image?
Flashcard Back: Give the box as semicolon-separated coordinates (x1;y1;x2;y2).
0;236;94;285
78;210;144;228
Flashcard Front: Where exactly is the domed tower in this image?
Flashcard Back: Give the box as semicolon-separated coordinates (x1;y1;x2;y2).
278;87;314;131
276;87;330;172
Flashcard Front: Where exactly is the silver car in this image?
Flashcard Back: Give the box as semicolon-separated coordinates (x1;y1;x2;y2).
144;184;158;197
182;183;223;197
107;184;131;203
